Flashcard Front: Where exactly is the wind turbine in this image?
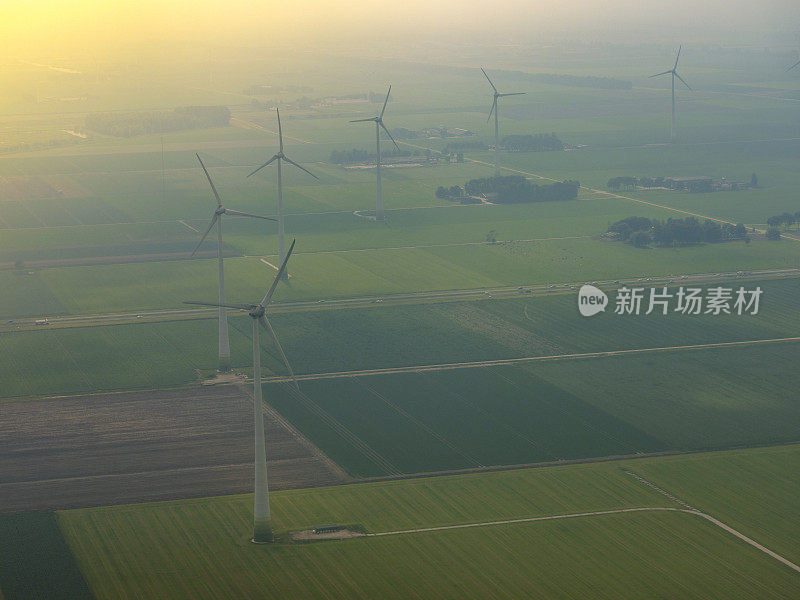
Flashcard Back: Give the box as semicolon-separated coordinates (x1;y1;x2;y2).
787;58;800;72
248;109;317;279
482;68;525;178
650;46;692;141
185;239;299;543
191;153;276;372
350;86;398;222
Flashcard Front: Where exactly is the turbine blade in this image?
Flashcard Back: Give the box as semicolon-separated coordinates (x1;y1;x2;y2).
786;59;800;72
259;238;296;308
247;154;279;177
674;45;682;70
499;92;525;97
674;71;692;91
197;153;223;207
487;97;496;122
224;208;277;221
282;155;319;180
350;117;377;123
276;108;283;153
190;213;218;257
259;315;299;391
379;121;400;151
650;70;672;78
481;67;498;92
380;85;391;119
184;300;251;310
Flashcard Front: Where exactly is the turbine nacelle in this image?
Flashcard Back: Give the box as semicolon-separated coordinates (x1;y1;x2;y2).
191;154;275;257
349;86;399;151
481;68;525;121
650;46;692;90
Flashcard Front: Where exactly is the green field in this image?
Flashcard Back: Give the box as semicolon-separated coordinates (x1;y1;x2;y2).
635;444;800;565
2;277;798;400
51;446;800;600
266;342;800;476
0;512;93;600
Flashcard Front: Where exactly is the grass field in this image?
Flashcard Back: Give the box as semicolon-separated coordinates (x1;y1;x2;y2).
53;447;800;600
0;512;93;600
3;236;797;317
634;444;800;566
1;278;798;400
265;342;800;476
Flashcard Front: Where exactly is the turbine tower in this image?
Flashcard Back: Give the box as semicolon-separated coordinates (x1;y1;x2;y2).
186;239;299;543
350;86;399;222
191;154;276;372
481;68;525;178
248;109;317;279
650;46;692;141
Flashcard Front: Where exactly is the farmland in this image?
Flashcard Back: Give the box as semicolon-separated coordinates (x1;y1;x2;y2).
265;343;800;476
1;277;798;400
44;445;800;600
0;385;344;513
2;36;800;599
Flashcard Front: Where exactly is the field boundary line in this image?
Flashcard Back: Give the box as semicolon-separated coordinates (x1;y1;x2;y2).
234;380;352;484
622;469;800;575
367;506;674;536
264;336;800;383
365;505;800;575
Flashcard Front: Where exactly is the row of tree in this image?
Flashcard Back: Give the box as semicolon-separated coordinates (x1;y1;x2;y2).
608;216;749;248
766;211;800;230
502;133;565;152
504;70;632;90
85;106;230;137
329;148;413;164
458;175;579;203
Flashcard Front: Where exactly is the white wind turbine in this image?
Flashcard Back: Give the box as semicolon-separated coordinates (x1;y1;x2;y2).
787;58;800;72
186;239;299;543
350;86;399;222
248;109;317;280
191;154;276;371
650;46;693;141
481;68;525;178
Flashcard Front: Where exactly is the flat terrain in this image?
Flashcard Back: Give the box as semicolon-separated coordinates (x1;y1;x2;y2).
49;445;800;600
0;385;345;513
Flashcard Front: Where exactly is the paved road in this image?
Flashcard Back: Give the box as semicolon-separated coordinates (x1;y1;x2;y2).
7;267;798;331
262;336;800;384
364;505;800;575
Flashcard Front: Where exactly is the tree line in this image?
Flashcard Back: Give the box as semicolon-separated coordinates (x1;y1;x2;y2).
329;148;414;164
502;133;565;152
435;175;579;203
85;106;230;137
766;211;800;230
608;216;749;248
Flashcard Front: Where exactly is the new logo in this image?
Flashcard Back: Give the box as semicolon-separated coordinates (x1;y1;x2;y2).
578;285;608;317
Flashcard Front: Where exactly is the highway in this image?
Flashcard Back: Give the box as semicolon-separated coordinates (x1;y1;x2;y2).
5;266;798;331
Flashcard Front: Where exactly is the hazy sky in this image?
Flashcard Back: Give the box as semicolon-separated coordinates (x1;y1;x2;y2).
4;0;799;57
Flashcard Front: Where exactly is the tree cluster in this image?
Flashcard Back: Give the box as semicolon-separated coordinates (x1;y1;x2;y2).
607;176;638;190
442;140;487;153
462;175;579;203
85;106;230;137
435;185;465;199
608;216;748;247
501;134;564;152
329;148;413;164
766;211;800;230
505;70;632;90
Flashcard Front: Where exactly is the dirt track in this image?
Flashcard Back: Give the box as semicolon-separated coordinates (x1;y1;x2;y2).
0;385;346;513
